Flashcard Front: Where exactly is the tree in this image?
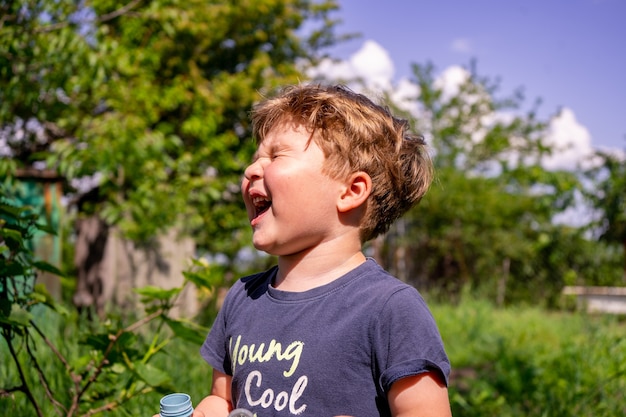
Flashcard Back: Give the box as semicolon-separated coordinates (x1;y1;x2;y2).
0;0;98;169
1;184;220;415
584;150;626;282
375;63;589;305
308;57;617;304
1;0;342;306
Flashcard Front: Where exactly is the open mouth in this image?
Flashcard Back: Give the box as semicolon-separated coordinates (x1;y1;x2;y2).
252;196;272;218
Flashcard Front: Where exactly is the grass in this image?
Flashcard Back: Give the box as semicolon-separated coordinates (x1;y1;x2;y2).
431;298;626;416
0;308;209;417
2;298;625;416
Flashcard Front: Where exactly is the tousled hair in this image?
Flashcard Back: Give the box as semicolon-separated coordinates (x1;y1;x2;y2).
251;84;433;242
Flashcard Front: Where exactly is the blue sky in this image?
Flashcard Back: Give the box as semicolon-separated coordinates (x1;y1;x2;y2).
327;0;625;151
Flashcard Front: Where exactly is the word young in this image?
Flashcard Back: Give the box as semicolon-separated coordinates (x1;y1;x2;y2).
230;335;305;378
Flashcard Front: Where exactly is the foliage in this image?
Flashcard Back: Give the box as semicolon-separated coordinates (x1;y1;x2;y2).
432;297;626;417
372;62;621;305
0;310;205;417
0;189;219;416
4;1;623;415
1;0;341;261
4;0;622;306
4;290;624;416
583;150;626;281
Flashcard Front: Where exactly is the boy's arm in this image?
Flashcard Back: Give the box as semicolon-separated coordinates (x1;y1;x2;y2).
192;369;233;417
388;371;451;417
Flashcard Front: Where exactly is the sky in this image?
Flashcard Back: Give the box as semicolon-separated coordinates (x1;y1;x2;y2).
322;0;625;154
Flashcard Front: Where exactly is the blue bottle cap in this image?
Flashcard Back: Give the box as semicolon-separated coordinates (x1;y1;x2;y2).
160;393;194;417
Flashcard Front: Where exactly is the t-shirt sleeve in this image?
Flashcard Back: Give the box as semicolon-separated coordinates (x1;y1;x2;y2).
200;288;235;376
374;287;450;392
199;269;273;376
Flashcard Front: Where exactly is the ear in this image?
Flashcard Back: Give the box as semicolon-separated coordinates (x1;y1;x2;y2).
337;171;372;213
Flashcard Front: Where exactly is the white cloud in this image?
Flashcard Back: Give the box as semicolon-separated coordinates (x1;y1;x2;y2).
307;58;355;83
307;40;394;91
451;38;473;54
552;190;600;228
308;40;619;229
542;108;594;171
433;66;470;102
389;78;421;115
309;41;607;174
351;40;395;87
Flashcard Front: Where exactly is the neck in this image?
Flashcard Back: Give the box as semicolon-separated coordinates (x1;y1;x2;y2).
275;248;366;292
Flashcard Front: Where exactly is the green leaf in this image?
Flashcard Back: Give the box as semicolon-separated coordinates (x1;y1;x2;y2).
134;285;181;302
182;270;215;289
28;291;47;303
34;222;57;235
32;283;69;315
33;260;65;277
0;261;27;278
72;354;95;371
131;361;172;388
1;228;27;252
115;331;138;351
0;303;33;327
110;363;126;374
164;318;207;345
0;204;24;219
81;333;110;350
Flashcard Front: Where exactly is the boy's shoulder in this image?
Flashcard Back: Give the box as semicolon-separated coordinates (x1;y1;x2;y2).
223;259;421;308
349;258;422;298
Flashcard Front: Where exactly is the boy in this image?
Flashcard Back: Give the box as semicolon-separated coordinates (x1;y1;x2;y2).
195;84;450;417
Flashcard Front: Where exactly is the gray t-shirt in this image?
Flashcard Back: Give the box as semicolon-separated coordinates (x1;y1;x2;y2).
200;258;450;417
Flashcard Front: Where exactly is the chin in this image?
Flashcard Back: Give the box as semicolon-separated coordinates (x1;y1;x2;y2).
251;239;272;253
252;242;286;258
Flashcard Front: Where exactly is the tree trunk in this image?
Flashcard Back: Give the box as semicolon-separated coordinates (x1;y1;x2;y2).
497;257;510;307
622;239;626;284
73;216;109;316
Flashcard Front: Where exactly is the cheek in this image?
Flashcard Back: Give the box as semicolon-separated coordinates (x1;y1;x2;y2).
240;178;254;210
240;178;248;200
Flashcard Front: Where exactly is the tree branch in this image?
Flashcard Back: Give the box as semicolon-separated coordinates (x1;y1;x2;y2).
34;0;144;33
1;328;44;417
29;320;83;415
67;308;164;415
79;386;153;417
25;335;67;416
29;320;73;373
0;384;26;395
98;0;144;23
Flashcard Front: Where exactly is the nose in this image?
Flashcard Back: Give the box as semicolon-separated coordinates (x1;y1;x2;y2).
243;158;263;182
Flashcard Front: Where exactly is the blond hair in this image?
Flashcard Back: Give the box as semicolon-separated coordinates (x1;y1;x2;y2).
251;84;433;242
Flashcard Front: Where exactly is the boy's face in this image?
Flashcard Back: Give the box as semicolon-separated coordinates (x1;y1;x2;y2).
241;123;347;256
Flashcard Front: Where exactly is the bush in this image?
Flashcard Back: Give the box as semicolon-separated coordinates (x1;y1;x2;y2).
0;311;210;416
3;188;623;416
432;298;626;416
1;190;215;416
